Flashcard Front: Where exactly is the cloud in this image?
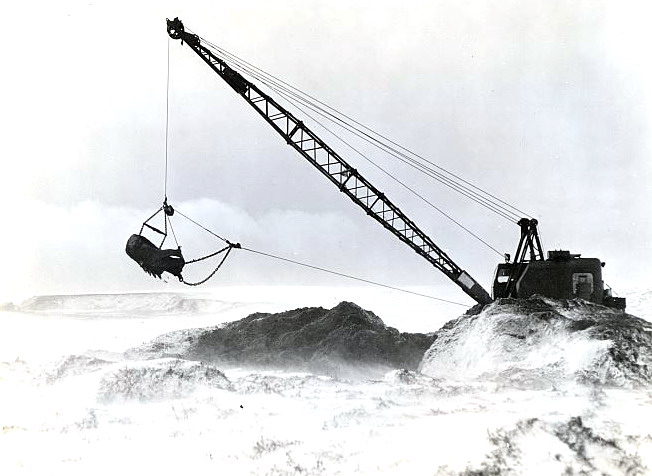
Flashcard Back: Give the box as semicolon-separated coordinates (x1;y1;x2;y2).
3;197;455;302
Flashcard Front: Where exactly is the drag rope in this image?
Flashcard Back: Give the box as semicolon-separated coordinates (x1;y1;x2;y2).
173;209;470;306
240;246;471;307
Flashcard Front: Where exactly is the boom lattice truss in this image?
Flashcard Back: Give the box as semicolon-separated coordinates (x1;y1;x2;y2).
167;18;493;305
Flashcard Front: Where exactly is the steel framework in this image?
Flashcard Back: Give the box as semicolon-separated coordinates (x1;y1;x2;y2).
167;18;493;305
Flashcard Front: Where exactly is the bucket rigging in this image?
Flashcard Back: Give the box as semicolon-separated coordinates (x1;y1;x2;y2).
124;36;241;285
126;199;241;285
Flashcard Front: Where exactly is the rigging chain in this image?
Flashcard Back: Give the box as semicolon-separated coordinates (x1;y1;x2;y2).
181;243;240;286
171;208;242;286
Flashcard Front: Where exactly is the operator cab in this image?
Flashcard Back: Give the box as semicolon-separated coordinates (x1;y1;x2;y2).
491;218;625;309
492;250;625;309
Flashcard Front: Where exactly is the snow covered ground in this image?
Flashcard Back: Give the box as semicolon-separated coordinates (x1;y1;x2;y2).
1;287;651;475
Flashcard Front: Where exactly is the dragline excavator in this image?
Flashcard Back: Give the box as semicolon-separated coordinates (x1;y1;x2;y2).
164;18;626;310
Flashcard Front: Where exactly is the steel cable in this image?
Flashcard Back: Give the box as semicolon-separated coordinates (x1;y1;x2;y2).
198;37;531;222
240;247;471;307
164;36;171;200
169;208;472;306
191;44;507;254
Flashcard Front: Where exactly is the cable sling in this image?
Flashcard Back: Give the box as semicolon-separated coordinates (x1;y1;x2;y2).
180;242;240;286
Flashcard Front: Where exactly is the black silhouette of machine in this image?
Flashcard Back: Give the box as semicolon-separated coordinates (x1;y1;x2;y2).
159;17;625;309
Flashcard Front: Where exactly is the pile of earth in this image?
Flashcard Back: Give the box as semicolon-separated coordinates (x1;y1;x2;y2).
127;301;435;376
420;296;652;386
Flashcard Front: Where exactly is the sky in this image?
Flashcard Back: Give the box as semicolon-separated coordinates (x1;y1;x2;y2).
1;0;651;304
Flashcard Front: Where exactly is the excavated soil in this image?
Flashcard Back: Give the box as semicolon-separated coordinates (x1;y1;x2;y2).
128;301;435;375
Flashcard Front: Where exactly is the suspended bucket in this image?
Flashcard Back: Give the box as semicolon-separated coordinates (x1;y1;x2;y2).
125;234;185;280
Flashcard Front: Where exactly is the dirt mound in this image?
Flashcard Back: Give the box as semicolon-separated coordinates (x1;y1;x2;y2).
420;297;652;386
132;301;434;374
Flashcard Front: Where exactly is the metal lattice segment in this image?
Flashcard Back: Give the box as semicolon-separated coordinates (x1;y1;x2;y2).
169;22;493;305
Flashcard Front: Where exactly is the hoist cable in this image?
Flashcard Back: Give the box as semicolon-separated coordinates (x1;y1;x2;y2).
164;37;171;200
280;92;505;255
223;52;521;221
212;41;527;220
246;76;505;256
198;37;532;221
270;79;518;224
194;48;508;252
208;43;521;224
190;38;523;254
